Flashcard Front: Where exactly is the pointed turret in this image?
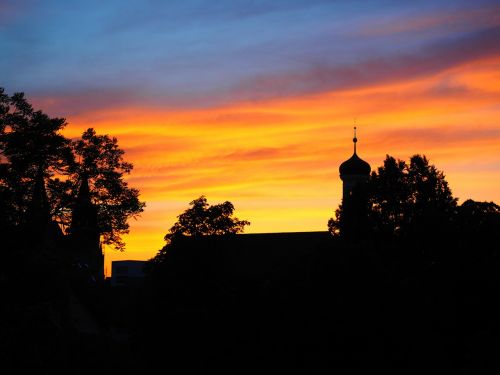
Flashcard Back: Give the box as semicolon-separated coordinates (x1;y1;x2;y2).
69;172;103;281
25;168;63;247
26;169;51;226
71;172;98;230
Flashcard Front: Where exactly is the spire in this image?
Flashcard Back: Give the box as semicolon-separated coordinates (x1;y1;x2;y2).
27;168;50;223
24;168;64;245
339;126;371;177
353;126;358;154
71;172;97;230
339;126;371;241
69;171;103;282
77;172;91;203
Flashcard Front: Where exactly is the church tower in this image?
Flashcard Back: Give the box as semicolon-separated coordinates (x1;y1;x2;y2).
339;127;371;239
26;169;51;231
25;169;63;248
69;173;103;282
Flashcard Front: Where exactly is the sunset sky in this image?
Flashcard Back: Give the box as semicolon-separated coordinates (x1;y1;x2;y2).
2;0;499;274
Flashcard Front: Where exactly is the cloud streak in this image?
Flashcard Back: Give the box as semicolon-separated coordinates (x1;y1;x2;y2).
2;1;499;274
21;24;500;117
358;3;500;37
230;27;500;102
1;1;497;114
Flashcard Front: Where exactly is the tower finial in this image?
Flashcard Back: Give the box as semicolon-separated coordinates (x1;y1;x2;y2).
353;126;358;154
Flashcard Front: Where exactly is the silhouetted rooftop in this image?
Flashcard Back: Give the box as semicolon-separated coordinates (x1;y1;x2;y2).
339;152;371;176
173;231;334;277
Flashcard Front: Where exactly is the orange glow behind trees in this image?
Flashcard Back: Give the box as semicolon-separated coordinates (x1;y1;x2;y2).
54;56;500;275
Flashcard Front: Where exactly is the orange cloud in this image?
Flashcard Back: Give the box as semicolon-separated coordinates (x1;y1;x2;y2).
60;55;500;276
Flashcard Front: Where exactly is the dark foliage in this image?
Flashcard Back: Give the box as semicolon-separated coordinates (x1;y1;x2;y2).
0;88;145;250
3;86;500;373
69;128;145;250
329;154;457;240
137;155;500;374
149;195;250;266
0;88;73;226
1;88;145;374
165;195;250;241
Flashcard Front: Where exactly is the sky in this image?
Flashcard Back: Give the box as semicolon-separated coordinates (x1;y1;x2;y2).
1;0;500;274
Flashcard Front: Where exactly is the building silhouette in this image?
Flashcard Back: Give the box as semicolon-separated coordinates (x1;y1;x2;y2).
339;127;371;239
139;134;377;373
111;260;146;287
68;173;104;282
25;172;104;282
111;129;370;281
25;169;64;249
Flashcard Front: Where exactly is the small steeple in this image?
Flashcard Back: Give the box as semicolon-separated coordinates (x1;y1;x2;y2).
26;168;51;224
338;127;371;240
25;168;63;246
78;171;91;200
69;171;103;282
353;126;357;154
71;172;97;230
339;127;371;177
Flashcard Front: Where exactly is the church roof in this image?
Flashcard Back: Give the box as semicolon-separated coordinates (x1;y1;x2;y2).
169;232;334;277
339;152;371;176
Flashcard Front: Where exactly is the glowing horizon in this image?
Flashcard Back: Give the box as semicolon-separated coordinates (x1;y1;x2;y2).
1;1;499;275
64;55;500;274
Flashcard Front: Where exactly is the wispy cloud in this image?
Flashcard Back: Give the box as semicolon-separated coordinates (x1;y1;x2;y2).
229;27;500;102
22;25;500;117
2;1;500;273
358;3;500;37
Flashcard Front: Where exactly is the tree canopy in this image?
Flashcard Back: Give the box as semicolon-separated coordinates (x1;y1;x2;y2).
0;88;144;250
329;154;458;240
150;196;250;265
0;89;72;227
164;195;250;243
69;128;145;250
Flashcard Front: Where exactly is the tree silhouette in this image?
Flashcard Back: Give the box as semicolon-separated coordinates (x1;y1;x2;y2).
0;89;72;226
166;195;249;242
366;155;409;237
456;199;500;249
0;88;144;250
69;128;145;250
329;154;457;239
150;195;250;264
327;204;343;237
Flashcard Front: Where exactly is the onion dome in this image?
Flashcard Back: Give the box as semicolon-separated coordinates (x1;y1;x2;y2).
339;127;371;176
